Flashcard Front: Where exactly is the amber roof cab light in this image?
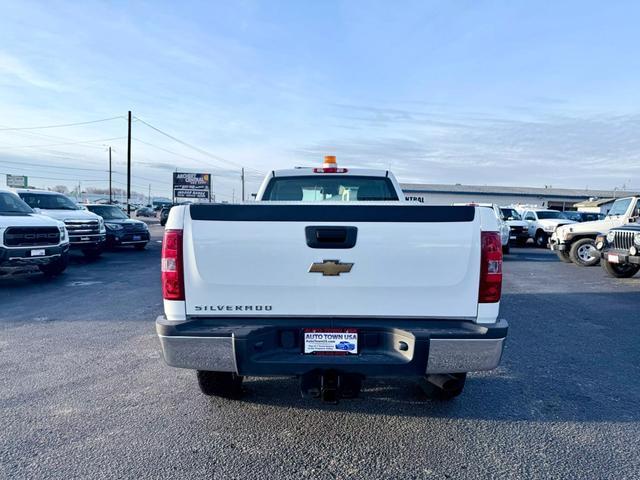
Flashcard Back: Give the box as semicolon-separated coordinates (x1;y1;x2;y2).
313;155;348;173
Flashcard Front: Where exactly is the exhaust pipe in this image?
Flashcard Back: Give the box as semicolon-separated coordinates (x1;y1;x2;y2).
426;373;464;392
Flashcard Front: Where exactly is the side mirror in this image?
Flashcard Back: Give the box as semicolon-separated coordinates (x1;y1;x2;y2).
33;207;41;214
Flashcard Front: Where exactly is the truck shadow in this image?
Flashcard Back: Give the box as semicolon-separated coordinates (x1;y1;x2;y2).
231;371;639;423
505;248;559;262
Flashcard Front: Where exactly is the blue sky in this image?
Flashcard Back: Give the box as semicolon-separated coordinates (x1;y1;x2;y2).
1;0;639;199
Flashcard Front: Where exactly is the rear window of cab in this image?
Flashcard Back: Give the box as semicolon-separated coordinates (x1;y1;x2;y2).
262;176;399;202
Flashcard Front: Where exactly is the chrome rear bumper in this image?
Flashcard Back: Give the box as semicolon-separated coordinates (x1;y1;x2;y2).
156;316;507;376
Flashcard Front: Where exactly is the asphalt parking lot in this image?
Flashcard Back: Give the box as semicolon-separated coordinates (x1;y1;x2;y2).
1;230;639;479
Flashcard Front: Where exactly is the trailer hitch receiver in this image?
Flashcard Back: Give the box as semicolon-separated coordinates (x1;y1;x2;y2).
300;370;362;404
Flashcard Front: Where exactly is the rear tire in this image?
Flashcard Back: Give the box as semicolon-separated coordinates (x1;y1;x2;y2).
419;373;467;401
515;237;528;247
569;238;599;266
601;258;640;278
39;255;68;276
197;371;243;399
502;244;510;255
134;243;147;250
555;249;572;263
534;230;548;248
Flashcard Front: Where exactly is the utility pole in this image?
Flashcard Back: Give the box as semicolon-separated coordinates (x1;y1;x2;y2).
127;110;132;216
212;176;216;203
108;146;112;204
241;168;245;202
148;184;151;207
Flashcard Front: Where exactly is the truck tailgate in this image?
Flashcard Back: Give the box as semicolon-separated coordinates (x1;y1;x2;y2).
183;204;480;319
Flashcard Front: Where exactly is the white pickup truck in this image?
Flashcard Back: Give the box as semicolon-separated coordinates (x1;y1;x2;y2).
156;159;508;402
1;189;70;276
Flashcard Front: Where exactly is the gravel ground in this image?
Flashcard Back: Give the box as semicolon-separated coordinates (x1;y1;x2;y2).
1;230;639;479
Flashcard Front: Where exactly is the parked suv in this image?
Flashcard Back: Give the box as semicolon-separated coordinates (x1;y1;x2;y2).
522;209;576;248
500;207;530;246
160;204;174;226
15;189;106;258
85;204;150;250
595;225;640;278
136;207;155;218
0;190;70;276
550;197;640;266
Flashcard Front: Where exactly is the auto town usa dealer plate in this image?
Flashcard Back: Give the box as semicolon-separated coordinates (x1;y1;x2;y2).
304;329;358;355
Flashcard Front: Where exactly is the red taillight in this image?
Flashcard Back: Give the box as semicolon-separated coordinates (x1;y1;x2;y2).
479;231;502;303
312;167;349;173
161;229;184;300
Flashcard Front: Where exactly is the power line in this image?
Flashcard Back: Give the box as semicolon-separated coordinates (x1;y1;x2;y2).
0;136;126;150
0;155;167;185
133;115;264;174
0;116;124;131
133;137;225;170
0;170;106;183
0;158;109;173
0;160;169;190
133;138;263;179
0;126;124;151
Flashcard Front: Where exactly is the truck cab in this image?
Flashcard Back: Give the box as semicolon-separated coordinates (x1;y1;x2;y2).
521;209;576;248
156;157;508;403
15;189;106;259
255;160;403;202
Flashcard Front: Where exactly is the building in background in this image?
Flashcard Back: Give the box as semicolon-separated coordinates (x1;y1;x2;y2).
400;184;640;210
573;198;617;215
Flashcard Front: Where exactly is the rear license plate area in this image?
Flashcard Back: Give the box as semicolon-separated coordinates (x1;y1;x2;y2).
304;329;358;355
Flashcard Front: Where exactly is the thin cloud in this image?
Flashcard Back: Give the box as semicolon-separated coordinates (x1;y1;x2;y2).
0;52;63;91
294;112;640;189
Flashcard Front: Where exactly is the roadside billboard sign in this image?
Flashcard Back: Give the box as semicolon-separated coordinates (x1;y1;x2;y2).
173;172;211;200
6;174;28;188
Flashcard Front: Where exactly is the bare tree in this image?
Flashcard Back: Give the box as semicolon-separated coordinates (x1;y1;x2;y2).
51;185;69;194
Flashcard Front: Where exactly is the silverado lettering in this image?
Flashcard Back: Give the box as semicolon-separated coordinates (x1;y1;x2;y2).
194;305;273;312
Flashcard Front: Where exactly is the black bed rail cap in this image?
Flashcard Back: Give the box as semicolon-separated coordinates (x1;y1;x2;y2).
189;203;475;223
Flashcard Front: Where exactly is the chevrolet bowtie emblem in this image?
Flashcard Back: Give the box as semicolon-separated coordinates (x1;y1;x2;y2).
309;260;354;276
